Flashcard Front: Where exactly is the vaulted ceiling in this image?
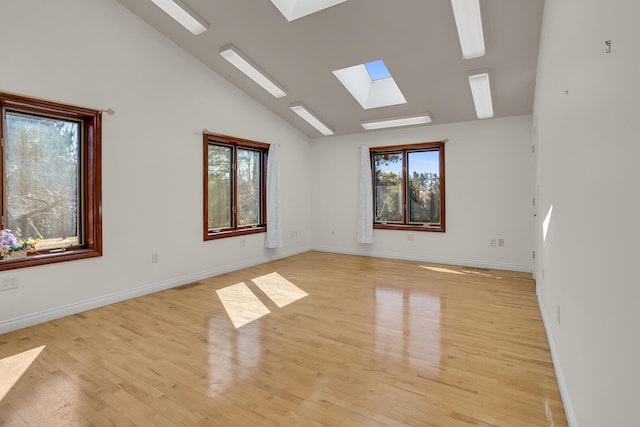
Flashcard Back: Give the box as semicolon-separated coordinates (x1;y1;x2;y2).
116;0;545;138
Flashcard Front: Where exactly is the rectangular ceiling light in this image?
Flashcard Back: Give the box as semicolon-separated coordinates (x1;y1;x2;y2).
450;0;485;59
219;45;287;98
149;0;208;35
290;103;334;136
361;114;432;130
468;72;494;119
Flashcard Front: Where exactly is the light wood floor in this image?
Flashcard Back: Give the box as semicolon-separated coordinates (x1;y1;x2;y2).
0;252;567;426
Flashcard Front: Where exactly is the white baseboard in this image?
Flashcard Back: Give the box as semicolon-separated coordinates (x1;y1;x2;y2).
311;246;533;273
0;246;310;335
537;293;578;426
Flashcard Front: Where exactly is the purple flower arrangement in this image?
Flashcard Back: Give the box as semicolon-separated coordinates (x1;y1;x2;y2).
0;230;37;259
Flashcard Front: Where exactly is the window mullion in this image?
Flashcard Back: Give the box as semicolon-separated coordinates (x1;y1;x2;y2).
232;146;238;230
403;150;408;225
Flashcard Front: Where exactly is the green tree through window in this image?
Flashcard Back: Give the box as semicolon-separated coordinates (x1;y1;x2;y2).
371;142;445;232
5;112;80;241
0;91;102;270
203;133;268;240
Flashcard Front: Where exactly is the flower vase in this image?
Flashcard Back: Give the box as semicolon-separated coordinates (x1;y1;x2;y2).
8;250;28;259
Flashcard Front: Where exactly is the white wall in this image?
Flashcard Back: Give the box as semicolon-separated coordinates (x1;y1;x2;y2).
534;1;640;425
0;0;312;332
310;115;534;272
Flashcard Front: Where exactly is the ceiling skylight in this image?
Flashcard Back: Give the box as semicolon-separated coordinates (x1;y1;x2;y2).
270;0;347;21
364;59;391;80
333;59;407;109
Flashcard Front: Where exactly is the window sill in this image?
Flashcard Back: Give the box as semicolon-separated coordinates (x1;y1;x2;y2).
204;226;267;241
0;247;102;271
374;223;445;233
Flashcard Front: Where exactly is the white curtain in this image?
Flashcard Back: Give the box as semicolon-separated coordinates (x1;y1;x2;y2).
265;143;282;248
357;146;374;244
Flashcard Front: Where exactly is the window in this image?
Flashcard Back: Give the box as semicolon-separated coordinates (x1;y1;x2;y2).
371;141;445;232
204;133;268;240
0;92;102;270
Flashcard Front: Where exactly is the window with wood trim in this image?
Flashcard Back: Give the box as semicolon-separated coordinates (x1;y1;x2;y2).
0;92;102;270
371;141;445;232
204;133;268;240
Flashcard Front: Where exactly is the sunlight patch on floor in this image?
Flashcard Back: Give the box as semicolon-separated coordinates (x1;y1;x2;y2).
251;272;308;308
421;266;465;275
462;270;502;279
216;283;271;328
0;345;46;402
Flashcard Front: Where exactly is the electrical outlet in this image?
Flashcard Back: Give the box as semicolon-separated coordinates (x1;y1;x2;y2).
490;238;497;247
498;238;505;247
239;238;246;247
407;234;414;241
151;253;159;264
0;276;18;292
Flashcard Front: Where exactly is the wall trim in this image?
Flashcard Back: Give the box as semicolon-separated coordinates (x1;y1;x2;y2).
537;293;578;427
0;246;310;335
312;246;533;273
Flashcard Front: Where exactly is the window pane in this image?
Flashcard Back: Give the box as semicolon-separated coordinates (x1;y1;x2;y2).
237;149;260;226
408;150;440;224
373;152;403;222
4;111;80;243
208;145;232;229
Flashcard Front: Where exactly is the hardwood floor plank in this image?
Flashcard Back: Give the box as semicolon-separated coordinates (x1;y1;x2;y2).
0;252;566;426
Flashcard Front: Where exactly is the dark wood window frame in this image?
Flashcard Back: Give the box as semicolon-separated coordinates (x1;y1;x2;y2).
203;132;268;241
371;141;445;233
0;92;102;271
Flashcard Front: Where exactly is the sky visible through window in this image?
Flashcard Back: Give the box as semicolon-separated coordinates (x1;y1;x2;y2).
410;151;439;174
377;151;439;175
365;59;392;81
